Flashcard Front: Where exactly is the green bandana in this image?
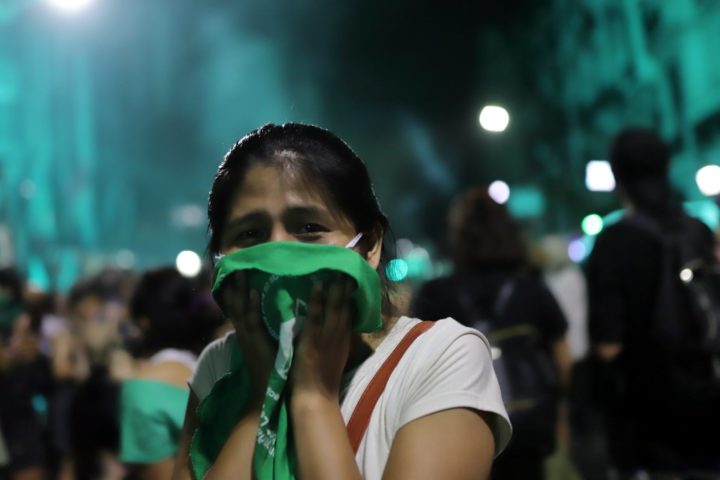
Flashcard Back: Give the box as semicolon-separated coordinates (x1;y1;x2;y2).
191;242;383;479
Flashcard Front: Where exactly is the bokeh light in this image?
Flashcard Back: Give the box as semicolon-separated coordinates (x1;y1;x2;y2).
679;268;693;283
585;160;616;192
176;250;202;277
488;180;510;204
567;238;588;263
581;214;604;236
478;105;510;132
48;0;93;11
385;258;409;282
696;165;720;197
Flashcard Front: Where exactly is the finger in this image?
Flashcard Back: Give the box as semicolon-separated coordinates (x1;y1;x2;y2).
245;289;261;335
223;272;246;326
306;280;324;334
340;276;356;329
324;273;350;336
326;274;345;315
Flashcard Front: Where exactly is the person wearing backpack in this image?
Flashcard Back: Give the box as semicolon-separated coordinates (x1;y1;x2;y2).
587;128;720;477
412;186;572;480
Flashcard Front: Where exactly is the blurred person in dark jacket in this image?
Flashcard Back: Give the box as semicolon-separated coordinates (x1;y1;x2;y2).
586;128;720;477
412;187;573;480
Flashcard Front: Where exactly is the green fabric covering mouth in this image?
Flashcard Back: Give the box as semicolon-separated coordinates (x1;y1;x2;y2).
211;241;383;340
192;241;383;480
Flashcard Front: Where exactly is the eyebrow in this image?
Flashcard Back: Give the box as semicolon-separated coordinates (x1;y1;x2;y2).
224;206;334;231
281;206;333;222
223;210;268;232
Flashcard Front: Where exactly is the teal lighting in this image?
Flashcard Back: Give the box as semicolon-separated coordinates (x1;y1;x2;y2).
581;214;604;236
507;186;546;218
386;259;409;282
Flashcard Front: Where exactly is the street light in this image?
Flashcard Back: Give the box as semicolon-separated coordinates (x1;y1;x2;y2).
696;165;720;197
48;0;93;12
176;250;202;278
479;105;509;132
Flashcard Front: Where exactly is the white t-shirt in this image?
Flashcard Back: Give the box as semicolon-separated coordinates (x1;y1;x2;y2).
189;316;512;478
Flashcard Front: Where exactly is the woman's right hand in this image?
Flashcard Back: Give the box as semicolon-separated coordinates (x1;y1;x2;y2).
220;271;275;408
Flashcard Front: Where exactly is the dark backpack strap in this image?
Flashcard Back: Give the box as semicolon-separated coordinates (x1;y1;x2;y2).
345;321;435;454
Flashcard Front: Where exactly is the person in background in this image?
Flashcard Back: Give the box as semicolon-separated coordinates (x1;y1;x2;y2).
54;269;135;480
411;187;573;480
120;267;225;479
586;128;720;477
0;268;52;480
534;236;609;479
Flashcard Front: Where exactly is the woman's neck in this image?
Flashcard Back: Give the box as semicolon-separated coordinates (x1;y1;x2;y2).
361;314;399;350
346;314;400;373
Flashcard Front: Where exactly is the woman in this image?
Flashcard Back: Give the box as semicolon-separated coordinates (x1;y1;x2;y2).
120;268;224;479
411;187;572;480
172;123;511;480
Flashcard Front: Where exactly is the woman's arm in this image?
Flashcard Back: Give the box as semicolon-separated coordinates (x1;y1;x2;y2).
136;459;174;480
174;273;272;480
290;277;363;480
171;393;198;480
551;337;573;392
383;408;495;480
291;392;362;480
172;390;262;480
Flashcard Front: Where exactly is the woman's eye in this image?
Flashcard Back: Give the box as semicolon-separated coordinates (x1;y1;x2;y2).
296;223;327;235
235;230;261;242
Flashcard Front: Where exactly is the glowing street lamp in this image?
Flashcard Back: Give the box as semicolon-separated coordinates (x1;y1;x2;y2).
176;250;202;278
488;180;510;204
479;105;510;133
696;165;720;197
48;0;93;12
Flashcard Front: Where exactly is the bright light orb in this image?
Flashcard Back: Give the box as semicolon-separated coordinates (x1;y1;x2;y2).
385;259;409;282
567;238;588;263
585;160;616;192
696;165;720;197
176;250;202;278
48;0;92;11
488;180;510;204
679;268;694;283
478;105;510;132
581;214;604;236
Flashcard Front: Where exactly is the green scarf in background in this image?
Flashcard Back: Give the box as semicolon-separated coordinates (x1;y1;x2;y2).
190;242;382;479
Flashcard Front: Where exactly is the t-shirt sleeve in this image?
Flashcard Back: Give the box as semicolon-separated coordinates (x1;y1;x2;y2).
188;332;234;401
119;383;184;464
396;326;512;456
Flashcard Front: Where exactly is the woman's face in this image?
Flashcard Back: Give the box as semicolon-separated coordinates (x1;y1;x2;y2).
220;164;361;257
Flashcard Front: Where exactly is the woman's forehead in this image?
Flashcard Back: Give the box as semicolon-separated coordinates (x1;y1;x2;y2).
228;164;349;223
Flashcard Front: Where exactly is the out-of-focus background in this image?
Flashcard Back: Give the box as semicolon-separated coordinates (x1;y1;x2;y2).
1;0;718;285
1;1;720;479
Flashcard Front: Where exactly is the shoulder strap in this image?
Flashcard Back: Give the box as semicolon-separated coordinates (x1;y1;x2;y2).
345;320;435;453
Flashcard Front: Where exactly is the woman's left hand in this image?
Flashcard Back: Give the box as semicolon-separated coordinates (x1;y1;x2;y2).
291;274;356;401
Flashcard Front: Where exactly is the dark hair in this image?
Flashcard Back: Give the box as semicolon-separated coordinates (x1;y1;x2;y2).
68;268;136;311
0;267;24;304
130;267;225;356
610;128;680;217
448;187;528;269
207;123;395;314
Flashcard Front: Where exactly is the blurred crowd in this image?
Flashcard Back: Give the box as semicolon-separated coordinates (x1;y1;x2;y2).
0;267;229;480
